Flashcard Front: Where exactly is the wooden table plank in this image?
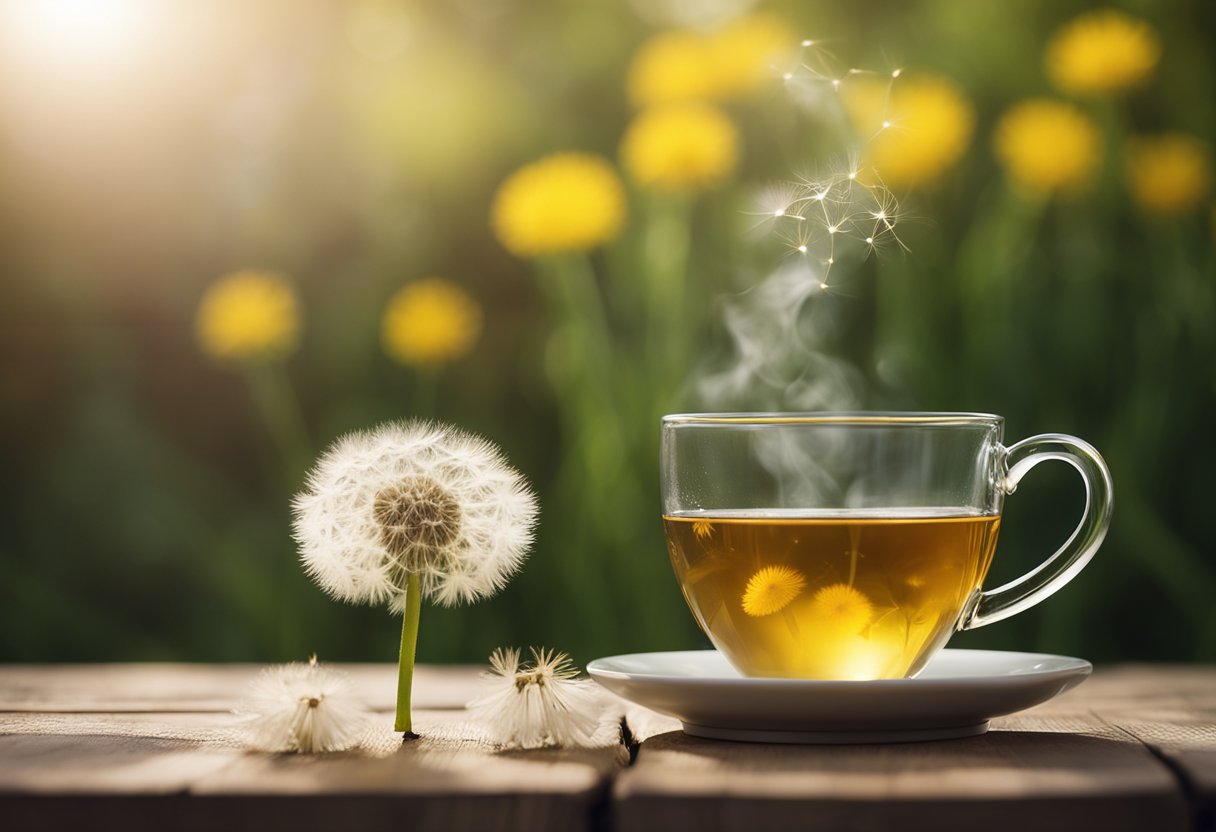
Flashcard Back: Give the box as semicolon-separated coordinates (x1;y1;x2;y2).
2;664;1213;832
0;664;480;712
0;670;629;832
612;669;1204;832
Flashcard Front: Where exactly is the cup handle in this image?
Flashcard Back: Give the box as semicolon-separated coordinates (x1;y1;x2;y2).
958;433;1113;630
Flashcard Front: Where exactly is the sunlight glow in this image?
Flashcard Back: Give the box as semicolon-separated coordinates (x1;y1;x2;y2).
0;0;156;69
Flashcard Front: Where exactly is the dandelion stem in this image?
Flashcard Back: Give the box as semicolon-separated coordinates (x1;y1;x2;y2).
643;193;692;406
394;571;422;736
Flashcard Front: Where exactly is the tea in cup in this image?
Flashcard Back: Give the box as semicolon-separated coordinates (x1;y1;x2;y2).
661;413;1112;680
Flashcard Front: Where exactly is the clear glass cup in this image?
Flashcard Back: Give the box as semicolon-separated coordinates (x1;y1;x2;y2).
660;412;1113;680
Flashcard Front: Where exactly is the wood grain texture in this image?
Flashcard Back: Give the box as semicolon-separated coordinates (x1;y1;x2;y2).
1;664;1213;832
0;676;628;832
0;664;481;712
614;678;1198;832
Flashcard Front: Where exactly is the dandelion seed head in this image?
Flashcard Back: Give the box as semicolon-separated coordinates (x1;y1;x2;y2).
293;421;539;610
467;647;604;749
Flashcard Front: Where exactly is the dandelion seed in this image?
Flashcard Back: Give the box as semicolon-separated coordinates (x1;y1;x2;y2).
742;565;807;617
865;236;874;244
237;657;369;754
467;648;602;749
801;39;814;47
692;520;715;540
797;244;808;253
892;68;902;78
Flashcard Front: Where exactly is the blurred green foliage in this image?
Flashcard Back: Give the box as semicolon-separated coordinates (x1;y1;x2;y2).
0;0;1212;666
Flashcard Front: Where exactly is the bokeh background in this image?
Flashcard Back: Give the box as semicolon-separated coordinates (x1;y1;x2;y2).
1;0;1212;667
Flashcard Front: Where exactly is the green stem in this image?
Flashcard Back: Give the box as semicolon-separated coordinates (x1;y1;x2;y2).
394;571;422;735
643;194;692;406
413;368;439;419
242;362;312;488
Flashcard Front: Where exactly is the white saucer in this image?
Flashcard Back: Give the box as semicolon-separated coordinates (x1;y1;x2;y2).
587;648;1090;744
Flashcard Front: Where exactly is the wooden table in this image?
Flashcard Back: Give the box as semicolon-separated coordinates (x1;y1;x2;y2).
1;664;1212;831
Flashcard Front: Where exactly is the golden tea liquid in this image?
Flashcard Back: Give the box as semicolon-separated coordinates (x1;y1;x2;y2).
664;510;1000;680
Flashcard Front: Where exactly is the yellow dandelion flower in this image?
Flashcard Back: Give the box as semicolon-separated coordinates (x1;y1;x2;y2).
626;13;794;108
491;153;626;259
993;99;1102;195
1046;9;1160;96
705;13;795;100
844;74;975;188
621;103;738;192
806;583;874;633
196;270;300;361
1125;134;1212;216
741;565;807;617
382;278;482;367
627;30;715;108
692;520;714;540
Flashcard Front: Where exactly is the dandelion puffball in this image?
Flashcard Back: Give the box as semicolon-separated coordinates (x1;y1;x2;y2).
467;648;603;750
237;658;369;753
292;421;540;611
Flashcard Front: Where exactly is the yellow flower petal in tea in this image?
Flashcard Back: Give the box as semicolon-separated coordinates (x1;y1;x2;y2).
195;270;300;362
621;103;738;192
993;99;1102;196
1125;134;1212;216
807;583;874;634
741;565;807;617
382;278;482;367
692;520;715;540
1046;9;1159;96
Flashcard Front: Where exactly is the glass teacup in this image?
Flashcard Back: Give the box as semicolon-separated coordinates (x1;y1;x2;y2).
661;413;1112;680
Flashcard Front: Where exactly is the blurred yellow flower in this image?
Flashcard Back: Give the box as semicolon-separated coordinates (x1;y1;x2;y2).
706;13;796;100
1125;134;1212;216
1046;9;1160;95
382;278;482;367
626;13;794;107
845;74;975;188
621;103;738;191
741;565;806;617
993;100;1102;195
491;153;626;258
196;271;299;361
627;31;714;107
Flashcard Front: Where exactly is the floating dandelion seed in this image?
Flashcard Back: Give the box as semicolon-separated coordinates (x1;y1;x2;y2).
237;656;369;754
467;647;603;749
742;565;807;616
292;421;539;737
807;583;873;633
692;520;715;540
